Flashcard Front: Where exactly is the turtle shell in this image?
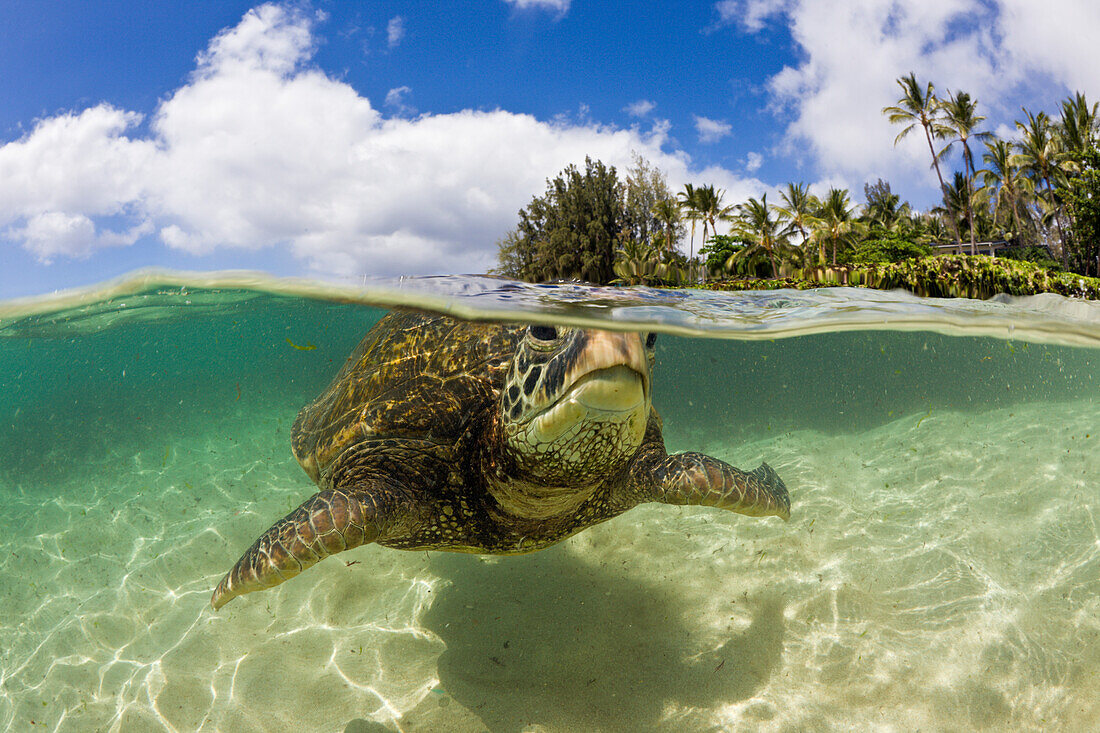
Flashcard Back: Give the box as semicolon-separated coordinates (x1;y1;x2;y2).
291;310;519;483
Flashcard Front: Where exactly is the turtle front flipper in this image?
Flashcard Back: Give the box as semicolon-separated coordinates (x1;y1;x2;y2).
644;453;790;520
213;439;449;611
212;488;386;610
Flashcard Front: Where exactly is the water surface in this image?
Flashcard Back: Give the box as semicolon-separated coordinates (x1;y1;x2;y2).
1;271;1097;731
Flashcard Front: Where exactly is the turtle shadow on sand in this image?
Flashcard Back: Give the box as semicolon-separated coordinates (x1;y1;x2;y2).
398;546;785;733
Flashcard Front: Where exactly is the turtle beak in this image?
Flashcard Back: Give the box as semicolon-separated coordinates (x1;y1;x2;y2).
569;329;651;403
524;329;651;452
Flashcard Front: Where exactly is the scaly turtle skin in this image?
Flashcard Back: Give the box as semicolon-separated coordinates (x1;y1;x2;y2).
211;311;790;610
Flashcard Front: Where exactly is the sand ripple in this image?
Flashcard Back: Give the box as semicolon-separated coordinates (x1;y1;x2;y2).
0;400;1098;731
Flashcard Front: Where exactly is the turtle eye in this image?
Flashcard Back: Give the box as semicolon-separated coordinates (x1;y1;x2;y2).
529;325;558;342
645;332;658;349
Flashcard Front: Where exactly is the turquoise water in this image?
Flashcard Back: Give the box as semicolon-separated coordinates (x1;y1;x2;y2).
1;272;1098;731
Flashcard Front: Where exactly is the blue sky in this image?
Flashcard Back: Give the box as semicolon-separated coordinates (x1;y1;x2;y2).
2;0;1098;297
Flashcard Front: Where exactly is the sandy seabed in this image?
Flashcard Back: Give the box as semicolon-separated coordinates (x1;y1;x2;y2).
1;399;1097;732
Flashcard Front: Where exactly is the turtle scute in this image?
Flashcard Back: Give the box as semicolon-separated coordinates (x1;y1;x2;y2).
210;310;791;611
291;311;517;483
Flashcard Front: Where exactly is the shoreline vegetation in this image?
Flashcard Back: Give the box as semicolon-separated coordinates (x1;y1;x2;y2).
706;256;1100;300
493;75;1100;300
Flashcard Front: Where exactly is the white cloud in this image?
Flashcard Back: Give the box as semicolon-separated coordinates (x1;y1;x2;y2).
384;85;415;115
996;1;1100;95
503;0;571;16
745;151;763;172
714;0;792;32
0;105;156;220
386;16;405;48
720;0;1100;203
0;3;763;273
197;2;316;75
694;115;732;144
624;99;656;117
9;212;152;264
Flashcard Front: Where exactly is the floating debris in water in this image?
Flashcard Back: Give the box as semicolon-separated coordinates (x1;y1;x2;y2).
285;337;316;350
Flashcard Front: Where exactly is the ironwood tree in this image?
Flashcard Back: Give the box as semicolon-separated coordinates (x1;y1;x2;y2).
622;153;679;248
495;157;624;283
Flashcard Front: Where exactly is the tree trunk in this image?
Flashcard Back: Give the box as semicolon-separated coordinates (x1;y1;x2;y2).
924;121;963;246
1011;192;1023;243
964;146;977;256
1042;173;1070;268
700;221;709;261
966;177;977;256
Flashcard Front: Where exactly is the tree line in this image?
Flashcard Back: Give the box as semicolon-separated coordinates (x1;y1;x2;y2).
495;78;1100;285
882;73;1098;275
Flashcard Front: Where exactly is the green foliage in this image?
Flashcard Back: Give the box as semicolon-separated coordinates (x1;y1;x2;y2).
492;229;526;279
495;155;686;284
1064;146;1100;276
496;85;1100;288
698;233;741;268
623;154;680;248
707;256;1100;299
997;246;1061;271
813;187;864;265
979;138;1036;243
705;277;821;292
699;234;769;277
729;194;792;277
803;255;1100;299
841;236;932;264
496;157;625;284
612;238;693;286
862;179;903;228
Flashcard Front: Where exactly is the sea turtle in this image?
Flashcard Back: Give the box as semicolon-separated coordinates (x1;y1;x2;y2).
211;311;790;610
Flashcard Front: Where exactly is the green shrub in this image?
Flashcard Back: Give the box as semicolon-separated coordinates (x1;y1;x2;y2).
706;255;1100;299
997;246;1061;271
842;237;932;264
705;277;821;292
699;234;771;278
857;255;1100;299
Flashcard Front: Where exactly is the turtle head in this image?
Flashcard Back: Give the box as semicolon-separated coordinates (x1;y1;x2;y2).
498;324;655;492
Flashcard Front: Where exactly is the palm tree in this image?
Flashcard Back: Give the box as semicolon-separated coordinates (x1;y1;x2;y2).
882;73;962;245
862;179;916;237
813;188;862;265
695;185;734;245
1057;91;1099;155
936;171;975;246
1013;108;1073;264
730;194;791;278
690;185;734;283
613;239;688;286
776;182;821;260
873;197;913;234
922;213;949;244
979;138;1034;241
864;188;900;230
650;198;681;260
935;90;991;255
676;184;703;264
